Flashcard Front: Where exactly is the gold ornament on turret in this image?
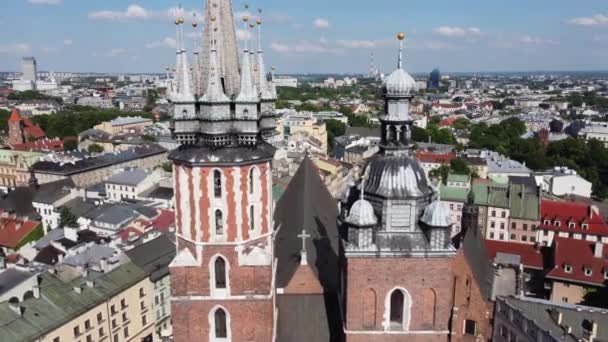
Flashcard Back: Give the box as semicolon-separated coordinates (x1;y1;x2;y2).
243;16;249;22
211;15;216;22
257;19;262;25
250;23;255;29
397;32;406;41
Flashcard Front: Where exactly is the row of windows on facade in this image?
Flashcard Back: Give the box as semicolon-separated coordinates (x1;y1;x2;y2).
57;288;148;342
108;184;135;192
212;205;258;235
489;221;537;231
496;302;541;342
212;169;259;198
542;219;590;230
488;232;537;243
562;264;608;279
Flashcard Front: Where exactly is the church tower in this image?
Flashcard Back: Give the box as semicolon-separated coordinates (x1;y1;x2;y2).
8;109;25;145
341;33;457;342
169;3;276;341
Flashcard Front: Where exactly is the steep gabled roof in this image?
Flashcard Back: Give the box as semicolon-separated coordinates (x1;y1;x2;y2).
274;157;340;292
547;237;608;287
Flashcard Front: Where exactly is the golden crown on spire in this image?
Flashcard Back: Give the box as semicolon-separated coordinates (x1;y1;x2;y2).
397;32;406;41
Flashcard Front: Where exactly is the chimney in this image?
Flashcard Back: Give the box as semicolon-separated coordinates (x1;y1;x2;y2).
9;303;23;316
550;309;563;325
33;285;40;299
86;280;95;288
594;242;603;259
590;205;599;218
73;286;82;294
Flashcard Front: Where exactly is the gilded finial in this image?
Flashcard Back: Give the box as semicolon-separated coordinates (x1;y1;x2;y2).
257;19;262;25
178;17;185;24
397;32;406;41
271;66;276;71
211;15;216;22
250;23;255;29
243;16;249;22
174;19;179;25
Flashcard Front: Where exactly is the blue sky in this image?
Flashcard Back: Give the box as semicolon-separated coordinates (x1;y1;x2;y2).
1;0;608;74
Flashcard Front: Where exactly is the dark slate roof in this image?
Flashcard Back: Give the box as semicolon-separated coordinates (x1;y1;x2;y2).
274;157;341;292
0;187;38;220
32;144;166;176
500;296;608;342
0;268;35;297
32;178;75;204
125;235;175;282
461;226;495;300
169;143;275;167
344;126;380;137
142;186;174;200
276;294;343;342
33;244;65;265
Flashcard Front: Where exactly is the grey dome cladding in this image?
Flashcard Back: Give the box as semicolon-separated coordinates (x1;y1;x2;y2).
346;198;377;227
363;154;435;199
421;200;453;227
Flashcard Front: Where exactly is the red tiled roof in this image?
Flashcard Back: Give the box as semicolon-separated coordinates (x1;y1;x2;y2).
432;103;464;109
8;109;22;122
0;218;41;249
416;152;457;164
439;117;458;127
23;118;46;139
151;209;175;233
546;237;608;286
11;138;64;152
539;200;608;237
484;240;544;269
117;227;144;242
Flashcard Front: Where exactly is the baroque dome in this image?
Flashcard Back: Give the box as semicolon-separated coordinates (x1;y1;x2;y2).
384;68;417;97
364;155;435;199
421;200;453;227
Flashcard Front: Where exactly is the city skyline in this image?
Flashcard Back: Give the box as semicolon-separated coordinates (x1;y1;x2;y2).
1;0;608;74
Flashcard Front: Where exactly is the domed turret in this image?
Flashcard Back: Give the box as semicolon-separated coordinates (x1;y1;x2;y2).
383;32;417;97
421;200;452;227
346;179;377;227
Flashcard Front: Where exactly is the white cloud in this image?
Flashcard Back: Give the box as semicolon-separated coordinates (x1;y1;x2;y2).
520;35;559;46
433;26;482;37
145;37;177;49
0;43;31;54
236;28;253;41
336;39;392;49
41;47;60;53
89;4;150;20
270;42;290;54
27;0;62;5
314;18;330;29
63;39;73;46
103;48;127;58
569;14;608;26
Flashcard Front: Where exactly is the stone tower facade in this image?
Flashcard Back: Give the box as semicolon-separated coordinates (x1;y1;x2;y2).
341;35;457;342
8;110;25;145
168;1;277;341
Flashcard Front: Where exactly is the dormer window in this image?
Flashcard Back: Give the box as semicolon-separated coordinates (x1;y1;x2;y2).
604;271;608;279
582;224;589;230
568;222;576;229
564;265;572;273
584;268;593;277
554;221;561;227
544;220;550;225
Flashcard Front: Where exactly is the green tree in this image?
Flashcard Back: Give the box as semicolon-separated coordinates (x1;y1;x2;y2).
429;165;450;184
58;207;78;228
161;162;173;173
63;139;78;151
450;158;471;175
87;143;104;154
325;119;347;154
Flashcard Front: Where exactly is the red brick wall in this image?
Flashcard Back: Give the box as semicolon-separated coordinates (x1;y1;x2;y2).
451;250;494;342
172;299;274;342
345;257;454;342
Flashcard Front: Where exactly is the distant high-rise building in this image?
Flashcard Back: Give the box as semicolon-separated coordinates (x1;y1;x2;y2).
428;68;441;89
22;57;37;83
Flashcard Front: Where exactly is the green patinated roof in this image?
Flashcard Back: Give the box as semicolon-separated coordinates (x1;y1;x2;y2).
0;150;45;167
447;173;470;183
439;184;469;202
471;183;489;206
487;183;510;208
0;262;147;342
509;182;540;221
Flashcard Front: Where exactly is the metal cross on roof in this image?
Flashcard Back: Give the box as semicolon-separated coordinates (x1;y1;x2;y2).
298;228;311;253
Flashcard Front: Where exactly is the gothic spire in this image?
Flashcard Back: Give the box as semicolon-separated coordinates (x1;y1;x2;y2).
256;16;274;100
201;11;230;102
236;14;258;102
173;8;194;101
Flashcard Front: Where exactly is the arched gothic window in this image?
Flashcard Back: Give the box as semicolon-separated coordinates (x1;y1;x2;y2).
387;289;411;331
249;168;255;194
215;210;224;236
214;258;227;289
249;205;255;231
363;288;377;329
214;308;227;338
400;125;408;143
213;170;222;198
